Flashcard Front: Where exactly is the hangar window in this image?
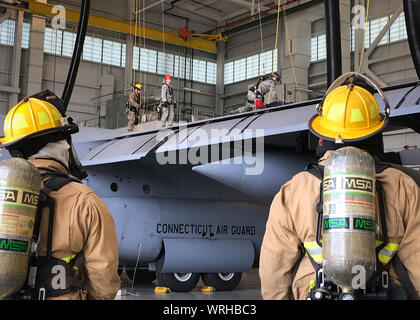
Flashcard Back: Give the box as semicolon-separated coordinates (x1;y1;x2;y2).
369;16;390;46
82;36;102;63
246;54;259;79
234;58;246;82
133;46;140;70
206;62;217;84
174;55;184;78
224;61;234;85
157;52;174;75
224;49;278;84
42;25;214;83
390;13;407;42
310;35;326;62
62;31;77;57
350;13;408;52
102;40;122;66
121;44;126;67
140;48;158;73
259;51;274;75
192;59;207;83
0;19;15;46
22;22;30;48
44;27;63;55
0;19;30;48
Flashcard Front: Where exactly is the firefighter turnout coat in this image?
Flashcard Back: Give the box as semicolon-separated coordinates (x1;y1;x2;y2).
28;158;121;300
259;151;420;300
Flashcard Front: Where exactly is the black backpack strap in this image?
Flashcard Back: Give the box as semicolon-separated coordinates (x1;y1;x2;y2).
305;163;324;248
375;161;420;187
305;163;324;180
30;169;83;299
249;76;265;93
392;255;419;300
375;161;391;174
37;167;81;191
390;163;420;188
375;180;389;254
35;251;86;298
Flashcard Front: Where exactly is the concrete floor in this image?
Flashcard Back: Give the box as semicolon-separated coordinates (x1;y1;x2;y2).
115;268;262;300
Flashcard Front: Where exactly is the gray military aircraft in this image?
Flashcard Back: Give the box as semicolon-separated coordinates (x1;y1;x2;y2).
1;0;419;293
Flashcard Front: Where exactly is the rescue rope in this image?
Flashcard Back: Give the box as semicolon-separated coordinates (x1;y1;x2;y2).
274;0;281;55
53;20;58;94
130;241;143;292
257;0;264;53
270;0;281;103
162;0;166;55
281;0;302;101
357;0;370;73
142;0;147;107
133;0;140;84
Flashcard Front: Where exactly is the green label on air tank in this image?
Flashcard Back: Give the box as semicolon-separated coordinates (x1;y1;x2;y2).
0;238;28;253
323;216;375;234
324;217;350;230
353;217;375;231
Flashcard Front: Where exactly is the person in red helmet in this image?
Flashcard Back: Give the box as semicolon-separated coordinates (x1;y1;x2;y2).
161;74;176;127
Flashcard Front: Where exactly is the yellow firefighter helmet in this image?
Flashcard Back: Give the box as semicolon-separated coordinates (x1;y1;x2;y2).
308;73;390;143
0;97;75;147
135;83;142;90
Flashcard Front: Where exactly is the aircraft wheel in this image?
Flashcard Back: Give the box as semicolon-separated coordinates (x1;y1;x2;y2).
156;271;200;292
126;269;157;284
201;272;242;291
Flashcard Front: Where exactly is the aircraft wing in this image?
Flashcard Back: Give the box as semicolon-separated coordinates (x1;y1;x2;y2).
80;82;420;167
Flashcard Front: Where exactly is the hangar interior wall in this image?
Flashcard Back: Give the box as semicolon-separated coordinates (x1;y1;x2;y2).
0;0;217;128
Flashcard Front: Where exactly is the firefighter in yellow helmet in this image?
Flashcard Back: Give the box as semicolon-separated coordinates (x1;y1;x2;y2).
259;73;420;300
126;83;142;132
0;90;120;300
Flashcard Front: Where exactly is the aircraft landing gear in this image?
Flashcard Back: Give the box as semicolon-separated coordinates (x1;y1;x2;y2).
156;271;200;292
201;272;242;291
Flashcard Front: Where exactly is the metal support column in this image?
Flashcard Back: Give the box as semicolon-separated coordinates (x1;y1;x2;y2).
10;9;23;107
404;0;420;79
325;0;342;85
215;41;225;116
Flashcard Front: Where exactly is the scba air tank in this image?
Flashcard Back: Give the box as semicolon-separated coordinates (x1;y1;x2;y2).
0;158;40;299
322;147;376;293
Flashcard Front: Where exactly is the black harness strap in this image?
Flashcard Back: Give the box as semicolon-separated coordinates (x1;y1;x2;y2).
248;76;266;101
305;163;324;249
375;180;389;254
162;83;174;104
30;168;84;300
392;254;419;300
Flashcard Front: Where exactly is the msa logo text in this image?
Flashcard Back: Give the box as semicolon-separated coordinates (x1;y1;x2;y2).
22;191;39;206
0;238;28;253
0;189;18;203
324;176;374;193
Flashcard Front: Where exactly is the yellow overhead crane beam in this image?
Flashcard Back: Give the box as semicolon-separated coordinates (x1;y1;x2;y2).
1;0;224;53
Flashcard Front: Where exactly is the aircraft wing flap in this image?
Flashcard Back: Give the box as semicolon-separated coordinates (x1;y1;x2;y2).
378;84;420;115
247;103;316;135
155;117;254;153
81;132;158;166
